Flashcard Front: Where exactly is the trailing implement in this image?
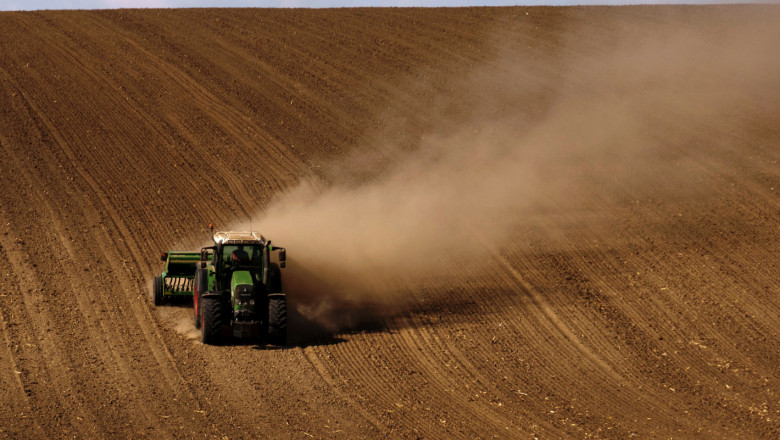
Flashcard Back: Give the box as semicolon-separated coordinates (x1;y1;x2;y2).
154;227;288;346
154;252;203;305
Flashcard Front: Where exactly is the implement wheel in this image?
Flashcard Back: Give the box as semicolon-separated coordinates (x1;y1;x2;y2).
153;276;164;306
268;294;287;346
201;297;226;345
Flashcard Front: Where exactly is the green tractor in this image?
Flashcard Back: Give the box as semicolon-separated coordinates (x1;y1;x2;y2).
153;229;287;346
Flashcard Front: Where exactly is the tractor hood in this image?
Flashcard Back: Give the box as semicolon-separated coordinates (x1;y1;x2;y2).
231;270;255;303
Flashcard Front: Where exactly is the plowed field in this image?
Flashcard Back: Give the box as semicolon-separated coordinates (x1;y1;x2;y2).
1;5;778;439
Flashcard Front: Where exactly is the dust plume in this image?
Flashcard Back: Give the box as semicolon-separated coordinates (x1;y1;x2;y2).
148;278;200;340
159;306;201;341
245;9;780;335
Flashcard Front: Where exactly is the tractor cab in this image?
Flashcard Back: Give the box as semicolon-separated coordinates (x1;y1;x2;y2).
209;231;267;290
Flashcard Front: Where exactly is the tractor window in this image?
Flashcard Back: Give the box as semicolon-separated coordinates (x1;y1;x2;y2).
221;244;262;268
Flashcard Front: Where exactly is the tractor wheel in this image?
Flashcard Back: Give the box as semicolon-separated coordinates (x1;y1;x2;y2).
267;294;287;346
193;269;207;329
153;276;164;306
193;291;201;329
200;297;226;345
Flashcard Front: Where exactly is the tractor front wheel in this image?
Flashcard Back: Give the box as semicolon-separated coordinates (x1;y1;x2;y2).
200;296;226;345
153;276;164;306
267;294;287;346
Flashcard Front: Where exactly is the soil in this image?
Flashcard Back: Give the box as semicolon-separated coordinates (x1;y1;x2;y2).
0;6;778;439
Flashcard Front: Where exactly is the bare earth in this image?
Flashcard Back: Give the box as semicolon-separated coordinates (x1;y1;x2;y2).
0;6;778;439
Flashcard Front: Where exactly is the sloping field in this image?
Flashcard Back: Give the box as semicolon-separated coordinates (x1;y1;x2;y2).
0;5;778;439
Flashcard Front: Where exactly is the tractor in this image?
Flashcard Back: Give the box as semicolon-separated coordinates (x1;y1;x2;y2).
153;228;287;345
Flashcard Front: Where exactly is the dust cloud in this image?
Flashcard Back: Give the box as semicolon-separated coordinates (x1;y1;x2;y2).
148;277;201;341
160;306;201;341
245;10;780;335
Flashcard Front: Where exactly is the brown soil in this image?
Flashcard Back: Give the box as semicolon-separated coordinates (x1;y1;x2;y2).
0;6;778;439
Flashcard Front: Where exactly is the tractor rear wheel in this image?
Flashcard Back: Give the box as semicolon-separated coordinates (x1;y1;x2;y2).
193;291;201;329
193;269;207;329
268;294;287;346
201;297;226;345
153;276;164;306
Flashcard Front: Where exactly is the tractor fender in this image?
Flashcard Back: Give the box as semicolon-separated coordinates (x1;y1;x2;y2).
202;291;228;300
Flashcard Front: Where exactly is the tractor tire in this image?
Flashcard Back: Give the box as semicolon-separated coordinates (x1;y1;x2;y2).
200;296;226;345
267;294;287;346
193;269;207;329
153;276;164;306
193;291;201;329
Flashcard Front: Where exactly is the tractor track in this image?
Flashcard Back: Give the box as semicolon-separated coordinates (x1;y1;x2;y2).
1;5;779;439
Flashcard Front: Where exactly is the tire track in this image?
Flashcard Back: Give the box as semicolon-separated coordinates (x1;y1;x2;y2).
82;12;306;187
0;208;103;438
480;226;717;436
0;64;205;435
0;255;46;438
302;346;385;434
0;134;180;436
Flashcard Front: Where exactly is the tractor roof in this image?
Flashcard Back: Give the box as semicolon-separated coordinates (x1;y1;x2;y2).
213;231;266;245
